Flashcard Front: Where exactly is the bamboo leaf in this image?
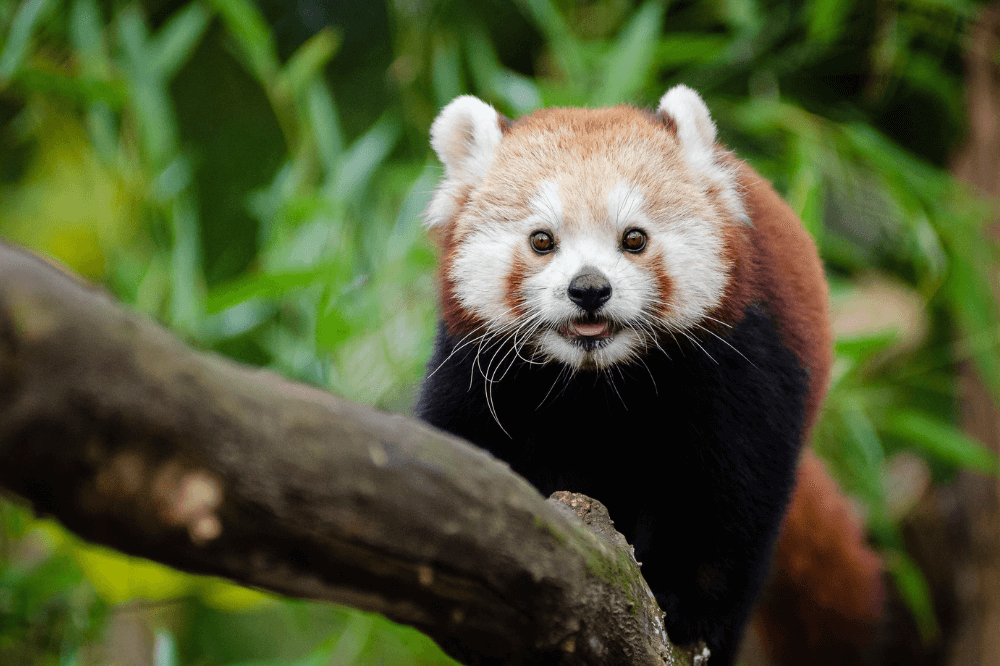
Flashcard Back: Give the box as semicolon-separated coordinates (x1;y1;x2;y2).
887;549;939;641
839;400;887;508
805;0;853;44
432;36;463;109
307;79;344;176
655;34;728;68
883;410;999;473
149;2;211;79
69;0;106;70
517;0;586;85
592;0;666;106
0;0;53;83
207;0;279;83
276;27;340;99
334;114;401;200
206;263;352;313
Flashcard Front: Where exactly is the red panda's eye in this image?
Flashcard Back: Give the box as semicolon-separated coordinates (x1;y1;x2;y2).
530;231;555;254
622;229;647;253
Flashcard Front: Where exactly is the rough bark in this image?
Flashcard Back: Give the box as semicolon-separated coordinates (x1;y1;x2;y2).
0;241;696;666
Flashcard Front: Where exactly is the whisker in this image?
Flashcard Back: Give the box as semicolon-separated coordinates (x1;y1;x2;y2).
635;355;659;394
700;314;734;329
605;367;628;410
692;322;761;372
678;328;718;365
426;327;483;378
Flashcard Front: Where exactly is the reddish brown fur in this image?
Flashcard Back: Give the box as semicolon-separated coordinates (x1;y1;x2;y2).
645;247;675;318
706;217;754;334
504;252;528;317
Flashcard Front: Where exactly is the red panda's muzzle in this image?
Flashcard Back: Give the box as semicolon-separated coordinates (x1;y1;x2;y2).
558;318;618;352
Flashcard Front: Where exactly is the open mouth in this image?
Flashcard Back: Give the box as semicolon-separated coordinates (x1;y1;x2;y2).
558;317;617;350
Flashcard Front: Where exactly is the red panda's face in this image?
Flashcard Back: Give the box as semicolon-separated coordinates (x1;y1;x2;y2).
426;87;748;370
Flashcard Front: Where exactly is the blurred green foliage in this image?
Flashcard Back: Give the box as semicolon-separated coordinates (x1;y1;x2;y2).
1;0;999;663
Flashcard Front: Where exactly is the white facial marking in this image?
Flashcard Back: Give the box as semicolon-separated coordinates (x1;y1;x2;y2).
528;180;562;231
657;221;728;329
451;226;517;326
607;182;646;232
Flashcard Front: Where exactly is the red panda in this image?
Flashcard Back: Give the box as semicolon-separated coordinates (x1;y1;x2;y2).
416;86;885;665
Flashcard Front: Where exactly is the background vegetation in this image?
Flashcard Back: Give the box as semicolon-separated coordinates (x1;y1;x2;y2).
1;0;999;663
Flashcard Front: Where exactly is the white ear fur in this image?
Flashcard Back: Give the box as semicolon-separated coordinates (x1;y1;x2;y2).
430;95;503;181
657;84;717;176
658;85;749;224
425;95;504;227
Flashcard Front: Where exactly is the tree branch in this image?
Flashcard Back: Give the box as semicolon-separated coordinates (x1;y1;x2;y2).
0;242;694;666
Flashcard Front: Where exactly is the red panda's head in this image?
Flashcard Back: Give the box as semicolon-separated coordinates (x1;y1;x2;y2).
425;86;750;370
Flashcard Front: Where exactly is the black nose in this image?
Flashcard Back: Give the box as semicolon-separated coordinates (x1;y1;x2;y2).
568;270;612;312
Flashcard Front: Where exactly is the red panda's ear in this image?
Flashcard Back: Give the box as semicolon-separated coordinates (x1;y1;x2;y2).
425;96;505;228
657;85;750;225
657;85;718;178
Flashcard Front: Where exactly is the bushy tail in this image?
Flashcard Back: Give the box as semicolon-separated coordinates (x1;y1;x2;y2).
746;450;886;665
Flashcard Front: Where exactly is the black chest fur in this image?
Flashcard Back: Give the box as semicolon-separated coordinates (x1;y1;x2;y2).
416;305;808;664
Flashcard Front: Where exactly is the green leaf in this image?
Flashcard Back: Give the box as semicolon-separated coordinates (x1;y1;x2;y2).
15;67;124;106
431;36;463;109
517;0;586;85
386;167;437;262
805;0;853;44
307;79;344;176
168;193;205;335
334;114;401;200
464;23;541;115
153;155;195;202
315;307;354;349
492;70;542;114
839;123;950;200
206;263;353;313
882;411;998;473
0;0;53;83
276;27;340;99
117;7;180;165
887;549;939;641
654;34;728;68
786;133;826;243
591;0;666;105
117;4;150;65
330;612;375;665
835;332;900;365
69;0;106;72
208;0;279;83
939;218;1000;399
721;0;763;35
85;101;117;159
838;399;886;508
149;1;211;78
